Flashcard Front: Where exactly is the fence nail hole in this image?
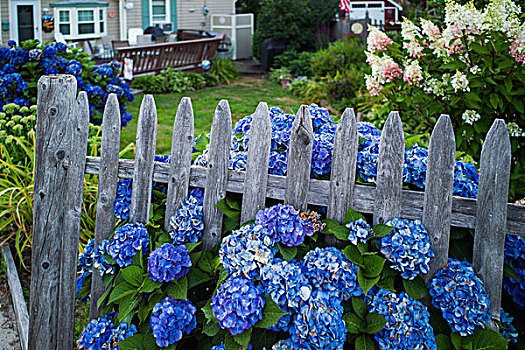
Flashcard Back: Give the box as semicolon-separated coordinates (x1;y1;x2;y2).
42;260;50;270
49;107;57;116
101;194;108;203
187;135;192;141
434;236;439;243
171;177;176;184
55;149;66;161
39;190;45;199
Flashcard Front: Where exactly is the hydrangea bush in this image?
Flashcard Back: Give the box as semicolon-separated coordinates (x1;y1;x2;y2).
364;0;525;200
0;40;133;126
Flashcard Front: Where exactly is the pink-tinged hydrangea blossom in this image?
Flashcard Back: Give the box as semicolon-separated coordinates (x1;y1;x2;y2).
403;60;423;86
367;25;393;53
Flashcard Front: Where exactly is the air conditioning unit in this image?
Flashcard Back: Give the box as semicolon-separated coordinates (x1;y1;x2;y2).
156;22;174;34
211;14;254;60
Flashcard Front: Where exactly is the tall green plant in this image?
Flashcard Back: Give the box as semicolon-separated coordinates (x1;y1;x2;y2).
211;55;240;85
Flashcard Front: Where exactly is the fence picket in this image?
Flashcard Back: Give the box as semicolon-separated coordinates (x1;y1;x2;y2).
326;108;358;244
241;102;271;224
130;95;158;223
423;115;456;282
373;111;404;225
202;100;232;250
285;105;313;211
165;97;194;231
473;119;511;320
89;94;121;319
29;75;82;350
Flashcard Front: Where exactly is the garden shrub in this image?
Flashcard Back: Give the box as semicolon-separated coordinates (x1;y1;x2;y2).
202;72;220;87
310;36;367;78
273;50;314;77
364;0;525;200
211;55;240;85
0;103;36;168
131;69;208;94
0;40;134;126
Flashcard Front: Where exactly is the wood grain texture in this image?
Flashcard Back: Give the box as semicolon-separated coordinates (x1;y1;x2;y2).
57;91;90;348
240;102;271;224
326;108;358;245
83;158;525;234
165;97;194;231
422;115;455;282
2;245;29;350
89;94;121;319
284;105;313;211
202;100;232;250
130;95;157;223
29;75;78;350
373;111;404;225
473;119;511;319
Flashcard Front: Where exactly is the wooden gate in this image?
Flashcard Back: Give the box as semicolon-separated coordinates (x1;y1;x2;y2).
28;75;525;349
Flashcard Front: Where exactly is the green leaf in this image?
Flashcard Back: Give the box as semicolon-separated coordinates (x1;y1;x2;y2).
343;245;364;267
202;300;215;323
117;334;157;350
216;198;241;223
118;294;140;322
199;251;215;273
138;302;151;323
97;283;113;309
377;277;395;292
203;320;220;337
362;255;386;278
355;334;375;350
364;312;387;334
503;264;520;282
351;297;368;319
224;333;242;350
343;206;365;225
139;277;162;293
121;266;144;287
402;276;428;300
372;224;393;238
489;94;500;110
278;243;297;261
357;242;368;254
184;242;201;253
166;275;188;299
321;218;341;233
358;269;380;295
435;334;452;350
187;268;211;289
254;295;288;328
108;282;136;304
342;312;364;333
404;134;424;149
470;42;490;55
468;328;508;350
233;327;252;346
511;98;524;113
333;226;350;241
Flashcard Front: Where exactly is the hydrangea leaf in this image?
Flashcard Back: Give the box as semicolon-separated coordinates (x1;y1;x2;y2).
155;232;174;249
117;334;156;350
404;134;424;149
199;250;216;273
184;242;202;253
187;268;211;289
118;294;140;323
96;282;113;309
342;312;364;333
203;319;220;337
202;300;215;323
351;296;368;319
249;328;276;350
468;328;508;350
357;269;380;295
371;224;394;238
376;277;395;292
343;245;364;267
254;295;288;329
364;312;387;334
357;242;368;254
503;263;520;281
278;242;297;261
216;198;241;223
232;327;252;346
343;206;365;225
138;302;151;323
355;334;375;350
108;281;136;304
224;332;242;350
121;266;144;287
190;251;202;265
166;275;188;300
402;275;427;300
362;255;386;278
320;218;340;234
138;277;161;293
333;226;350;241
435;334;452;350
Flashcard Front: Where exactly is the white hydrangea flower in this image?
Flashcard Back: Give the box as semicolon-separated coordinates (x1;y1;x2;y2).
403;60;423;86
507;122;525;137
470;65;481;74
450;70;470;92
462;110;481;125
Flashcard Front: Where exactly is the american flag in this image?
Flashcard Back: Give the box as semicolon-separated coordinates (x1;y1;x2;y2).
340;0;351;12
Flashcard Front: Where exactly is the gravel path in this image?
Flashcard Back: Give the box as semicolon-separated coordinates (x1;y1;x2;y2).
0;287;22;350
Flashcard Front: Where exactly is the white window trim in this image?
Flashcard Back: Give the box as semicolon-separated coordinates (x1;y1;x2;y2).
150;0;170;26
54;7;107;40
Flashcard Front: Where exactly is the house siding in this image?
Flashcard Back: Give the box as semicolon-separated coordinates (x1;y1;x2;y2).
177;0;234;31
1;0;9;44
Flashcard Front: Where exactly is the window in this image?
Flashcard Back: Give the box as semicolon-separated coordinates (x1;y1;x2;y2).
151;0;169;24
368;3;383;8
352;3;366;8
53;4;107;39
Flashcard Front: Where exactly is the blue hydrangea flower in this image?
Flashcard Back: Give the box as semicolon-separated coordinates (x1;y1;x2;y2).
499;308;518;343
309;104;334;130
269;150;288;175
77;314;136;350
311;133;333;176
76;239;114;298
193;150;208;167
300;211;326;236
212;344;252;350
7;40;16;47
219;224;274;279
404;145;428;189
272;339;295;350
106;322;137;350
113;178;132;220
367;289;437;350
212;275;265;335
169;193;204;244
357;149;378;183
380;218;434;280
429;259;491;336
503;234;525;309
346;218;374;245
148;243;191;282
150;297;197;347
66;60;82;76
290;290;347;350
233;115;252;134
255;204;306;247
229;151;247;170
301;247;362;301
106;222;149;267
453;161;479;199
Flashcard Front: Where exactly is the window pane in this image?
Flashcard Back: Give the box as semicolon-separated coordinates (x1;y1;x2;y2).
78;23;95;34
100;21;104;33
59;23;70;35
368;3;382;7
78;10;94;22
152;5;166;15
99;9;104;32
59;10;69;22
352;4;366;8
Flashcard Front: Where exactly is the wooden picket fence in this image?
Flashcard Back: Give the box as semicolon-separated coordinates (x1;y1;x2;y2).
27;75;525;349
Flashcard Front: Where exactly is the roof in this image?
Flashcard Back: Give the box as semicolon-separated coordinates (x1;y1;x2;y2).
50;0;109;7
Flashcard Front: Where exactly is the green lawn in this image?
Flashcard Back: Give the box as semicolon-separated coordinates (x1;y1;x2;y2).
120;77;303;154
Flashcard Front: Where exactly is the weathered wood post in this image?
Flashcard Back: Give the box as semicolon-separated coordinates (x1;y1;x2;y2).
29;75;89;349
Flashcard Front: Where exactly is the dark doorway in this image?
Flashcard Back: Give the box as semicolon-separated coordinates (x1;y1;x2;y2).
17;5;34;42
